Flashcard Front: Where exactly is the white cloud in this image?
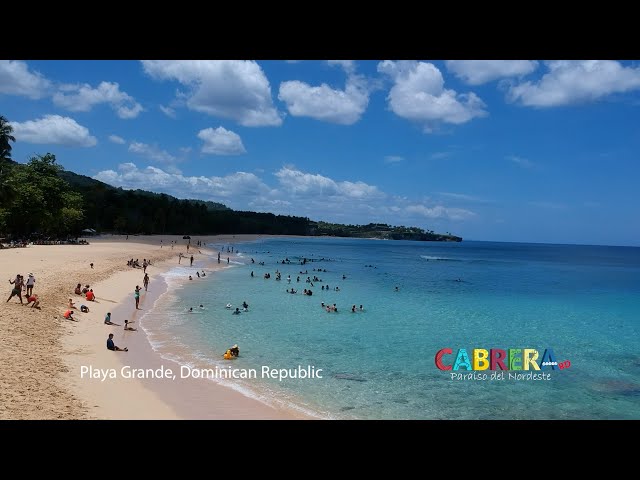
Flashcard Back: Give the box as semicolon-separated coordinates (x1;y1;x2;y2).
507;155;535;168
508;60;640;107
378;60;487;131
0;60;51;99
128;142;177;164
93;163;474;232
430;151;452;160
406;204;475;221
384;155;404;163
10;115;97;147
52;81;143;119
109;135;126;144
159;105;176;118
274;166;384;200
327;60;355;73
278;60;369;125
141;60;282;127
197;127;246;155
436;192;484;202
446;60;538;85
93;163;272;202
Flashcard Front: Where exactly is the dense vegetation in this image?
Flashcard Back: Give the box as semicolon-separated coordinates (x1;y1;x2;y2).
0;115;461;242
312;221;461;242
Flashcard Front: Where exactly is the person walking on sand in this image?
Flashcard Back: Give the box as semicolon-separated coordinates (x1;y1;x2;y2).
134;285;142;309
25;273;36;296
107;333;128;352
143;273;150;291
190;255;194;266
7;275;24;304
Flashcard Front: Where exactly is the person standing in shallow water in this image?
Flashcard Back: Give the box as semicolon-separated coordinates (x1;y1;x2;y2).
134;285;142;309
190;255;194;266
143;273;149;291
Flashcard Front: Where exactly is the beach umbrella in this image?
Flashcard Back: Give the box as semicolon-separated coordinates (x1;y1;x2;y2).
183;235;191;239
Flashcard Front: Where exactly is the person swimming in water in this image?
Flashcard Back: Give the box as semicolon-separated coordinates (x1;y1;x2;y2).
233;307;241;315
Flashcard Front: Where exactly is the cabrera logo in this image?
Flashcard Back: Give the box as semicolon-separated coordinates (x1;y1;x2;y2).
435;348;571;381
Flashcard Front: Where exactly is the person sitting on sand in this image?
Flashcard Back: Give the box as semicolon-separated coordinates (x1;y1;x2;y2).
82;285;90;294
74;283;82;295
229;344;240;357
25;294;40;309
68;298;77;309
107;333;128;352
124;320;137;331
86;289;95;301
63;309;75;320
80;304;89;313
104;312;118;325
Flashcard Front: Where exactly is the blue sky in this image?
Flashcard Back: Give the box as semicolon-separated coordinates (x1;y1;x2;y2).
1;60;639;246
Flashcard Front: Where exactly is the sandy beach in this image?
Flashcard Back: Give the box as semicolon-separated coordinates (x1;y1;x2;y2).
0;234;305;419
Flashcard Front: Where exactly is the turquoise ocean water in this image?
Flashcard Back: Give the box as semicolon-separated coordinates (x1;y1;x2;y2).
141;238;640;419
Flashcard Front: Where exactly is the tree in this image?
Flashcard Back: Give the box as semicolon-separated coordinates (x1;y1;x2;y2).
0;153;84;237
0;115;15;162
0;115;16;204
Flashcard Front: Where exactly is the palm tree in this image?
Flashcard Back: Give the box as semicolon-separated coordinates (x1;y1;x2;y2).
0;115;16;206
0;115;16;161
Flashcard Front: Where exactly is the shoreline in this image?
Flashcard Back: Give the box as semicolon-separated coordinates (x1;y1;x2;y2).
0;235;308;419
101;248;308;419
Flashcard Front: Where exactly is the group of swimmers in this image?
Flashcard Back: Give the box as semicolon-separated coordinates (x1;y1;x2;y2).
286;288;313;296
227;301;249;315
188;270;207;281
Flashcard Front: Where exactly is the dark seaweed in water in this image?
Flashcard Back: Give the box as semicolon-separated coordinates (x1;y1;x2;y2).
590;379;640;397
333;373;367;382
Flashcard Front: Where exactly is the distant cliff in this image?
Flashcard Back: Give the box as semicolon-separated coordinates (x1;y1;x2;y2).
311;222;462;242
